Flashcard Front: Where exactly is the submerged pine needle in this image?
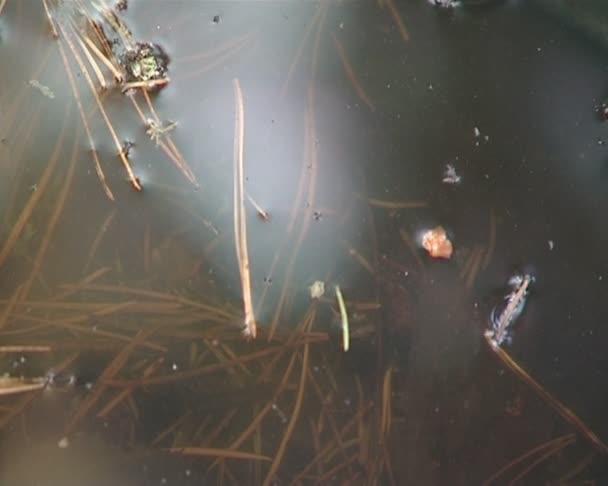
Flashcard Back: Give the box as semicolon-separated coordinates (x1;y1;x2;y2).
166;447;271;462
335;285;349;352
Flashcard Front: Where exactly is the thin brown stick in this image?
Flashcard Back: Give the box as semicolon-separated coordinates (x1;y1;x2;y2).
57;40;114;200
0;101;71;268
0;377;45;396
367;197;427;209
481;434;575;486
96;356;164;418
42;0;59;38
233;78;257;338
0;345;51;352
152;411;192;446
0;284;24;331
176;34;254;83
263;336;310;485
486;337;608;455
267;89;319;340
380;367;392;439
385;0;410;42
19;115;79;301
465;245;484;289
482;208;497;269
123;78;170;91
84;211;116;273
507;435;575;486
80;30;124;81
331;33;375;112
281;3;323;98
73;29;107;89
58;22;141;191
65;328;153;436
166;447;271;462
289;402;374;486
141;88;196;183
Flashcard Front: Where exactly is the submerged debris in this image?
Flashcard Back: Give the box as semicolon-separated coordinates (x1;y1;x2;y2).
428;0;461;8
421;226;453;259
146;118;177;145
28;79;55;99
486;273;534;347
309;280;325;299
89;4;170;91
473;125;489;146
442;163;462;185
122;42;169;84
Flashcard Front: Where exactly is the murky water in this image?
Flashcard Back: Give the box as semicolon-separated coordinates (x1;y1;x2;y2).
1;0;608;484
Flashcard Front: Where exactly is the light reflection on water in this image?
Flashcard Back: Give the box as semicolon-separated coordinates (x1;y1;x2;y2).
0;0;607;483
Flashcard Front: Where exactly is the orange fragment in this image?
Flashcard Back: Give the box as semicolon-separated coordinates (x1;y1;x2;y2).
421;226;453;259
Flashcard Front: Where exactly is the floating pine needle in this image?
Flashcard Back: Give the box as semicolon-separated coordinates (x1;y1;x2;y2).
232;78;257;338
335;285;349;352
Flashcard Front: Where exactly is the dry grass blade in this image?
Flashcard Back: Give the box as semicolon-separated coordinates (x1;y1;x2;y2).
232;78;257;338
165;447;271;462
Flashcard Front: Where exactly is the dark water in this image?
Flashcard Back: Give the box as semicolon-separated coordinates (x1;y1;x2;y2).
1;0;608;484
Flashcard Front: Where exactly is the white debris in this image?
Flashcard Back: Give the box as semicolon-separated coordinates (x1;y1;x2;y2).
428;0;461;8
442;163;462;185
28;79;55;99
58;437;69;449
473;126;489;146
309;280;325;299
548;240;554;251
